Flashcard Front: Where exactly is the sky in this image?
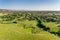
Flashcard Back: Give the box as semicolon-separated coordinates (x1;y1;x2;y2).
0;0;60;11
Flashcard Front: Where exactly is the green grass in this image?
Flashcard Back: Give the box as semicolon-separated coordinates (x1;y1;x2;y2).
42;22;59;27
0;23;59;40
0;13;8;16
0;19;60;40
18;20;37;27
42;22;59;32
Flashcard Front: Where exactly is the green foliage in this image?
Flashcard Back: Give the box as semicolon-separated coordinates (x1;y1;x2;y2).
0;11;60;40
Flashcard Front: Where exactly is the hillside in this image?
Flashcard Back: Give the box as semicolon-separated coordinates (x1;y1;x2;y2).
0;10;60;40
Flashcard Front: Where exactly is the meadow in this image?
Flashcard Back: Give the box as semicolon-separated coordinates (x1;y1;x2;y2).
0;11;60;40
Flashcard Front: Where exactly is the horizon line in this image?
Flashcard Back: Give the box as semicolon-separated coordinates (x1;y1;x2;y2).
0;8;60;11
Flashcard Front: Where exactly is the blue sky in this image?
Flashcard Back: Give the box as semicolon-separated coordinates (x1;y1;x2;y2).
0;0;60;10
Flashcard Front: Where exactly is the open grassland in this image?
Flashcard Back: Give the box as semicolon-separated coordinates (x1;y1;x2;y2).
0;13;8;16
43;22;60;32
0;24;60;40
0;20;60;40
0;11;60;40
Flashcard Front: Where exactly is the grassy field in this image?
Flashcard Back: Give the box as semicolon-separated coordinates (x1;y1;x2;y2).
0;24;60;40
0;12;60;40
43;22;59;32
0;20;59;40
0;13;8;16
